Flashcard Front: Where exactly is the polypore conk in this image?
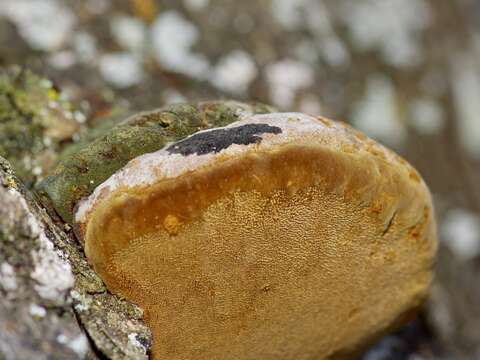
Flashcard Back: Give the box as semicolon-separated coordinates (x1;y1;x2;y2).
74;112;437;359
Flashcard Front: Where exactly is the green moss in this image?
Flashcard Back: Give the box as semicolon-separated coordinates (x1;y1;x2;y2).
38;101;275;224
0;67;79;185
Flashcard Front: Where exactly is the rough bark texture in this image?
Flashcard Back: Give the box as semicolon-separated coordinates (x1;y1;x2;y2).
0;156;151;360
0;158;86;360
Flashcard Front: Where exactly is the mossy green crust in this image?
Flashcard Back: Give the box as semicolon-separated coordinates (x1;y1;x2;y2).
0;67;79;185
38;101;275;224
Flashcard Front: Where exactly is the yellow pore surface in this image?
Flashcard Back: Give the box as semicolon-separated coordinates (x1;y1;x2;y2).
83;145;436;360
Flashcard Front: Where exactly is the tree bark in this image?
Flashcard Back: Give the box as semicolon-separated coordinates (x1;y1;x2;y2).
0;157;151;360
0;69;151;360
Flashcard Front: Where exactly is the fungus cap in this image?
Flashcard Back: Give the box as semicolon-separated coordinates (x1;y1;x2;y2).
75;112;437;359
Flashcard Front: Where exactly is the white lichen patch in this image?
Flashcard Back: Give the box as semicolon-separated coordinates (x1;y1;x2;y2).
408;98;446;135
30;236;74;302
0;185;74;302
352;75;406;147
29;226;74;302
320;36;350;68
151;11;209;79
0;262;17;292
19;204;73;300
272;0;350;67
265;60;314;108
48;51;76;70
70;290;91;312
303;1;350;67
450;54;480;158
73;32;98;63
441;208;480;261
99;53;144;89
57;333;89;358
128;333;147;352
76;112;401;225
68;334;89;358
29;303;47;318
0;0;76;51
210;50;258;94
110;15;146;54
339;0;432;68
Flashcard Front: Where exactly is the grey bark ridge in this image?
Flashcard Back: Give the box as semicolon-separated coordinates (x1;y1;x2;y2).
0;157;151;360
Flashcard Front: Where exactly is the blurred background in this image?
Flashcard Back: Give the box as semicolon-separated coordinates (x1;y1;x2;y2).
1;0;479;359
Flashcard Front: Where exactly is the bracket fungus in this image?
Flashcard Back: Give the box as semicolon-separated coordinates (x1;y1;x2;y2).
68;110;437;359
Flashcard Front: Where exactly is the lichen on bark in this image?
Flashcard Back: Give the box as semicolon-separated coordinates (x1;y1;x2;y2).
0;67;79;186
0;157;86;359
0;156;152;360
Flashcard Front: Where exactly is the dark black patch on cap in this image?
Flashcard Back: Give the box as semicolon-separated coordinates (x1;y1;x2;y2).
166;123;282;156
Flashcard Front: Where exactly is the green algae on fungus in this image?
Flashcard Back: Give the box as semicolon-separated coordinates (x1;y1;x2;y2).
0;67;79;185
38;101;275;224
